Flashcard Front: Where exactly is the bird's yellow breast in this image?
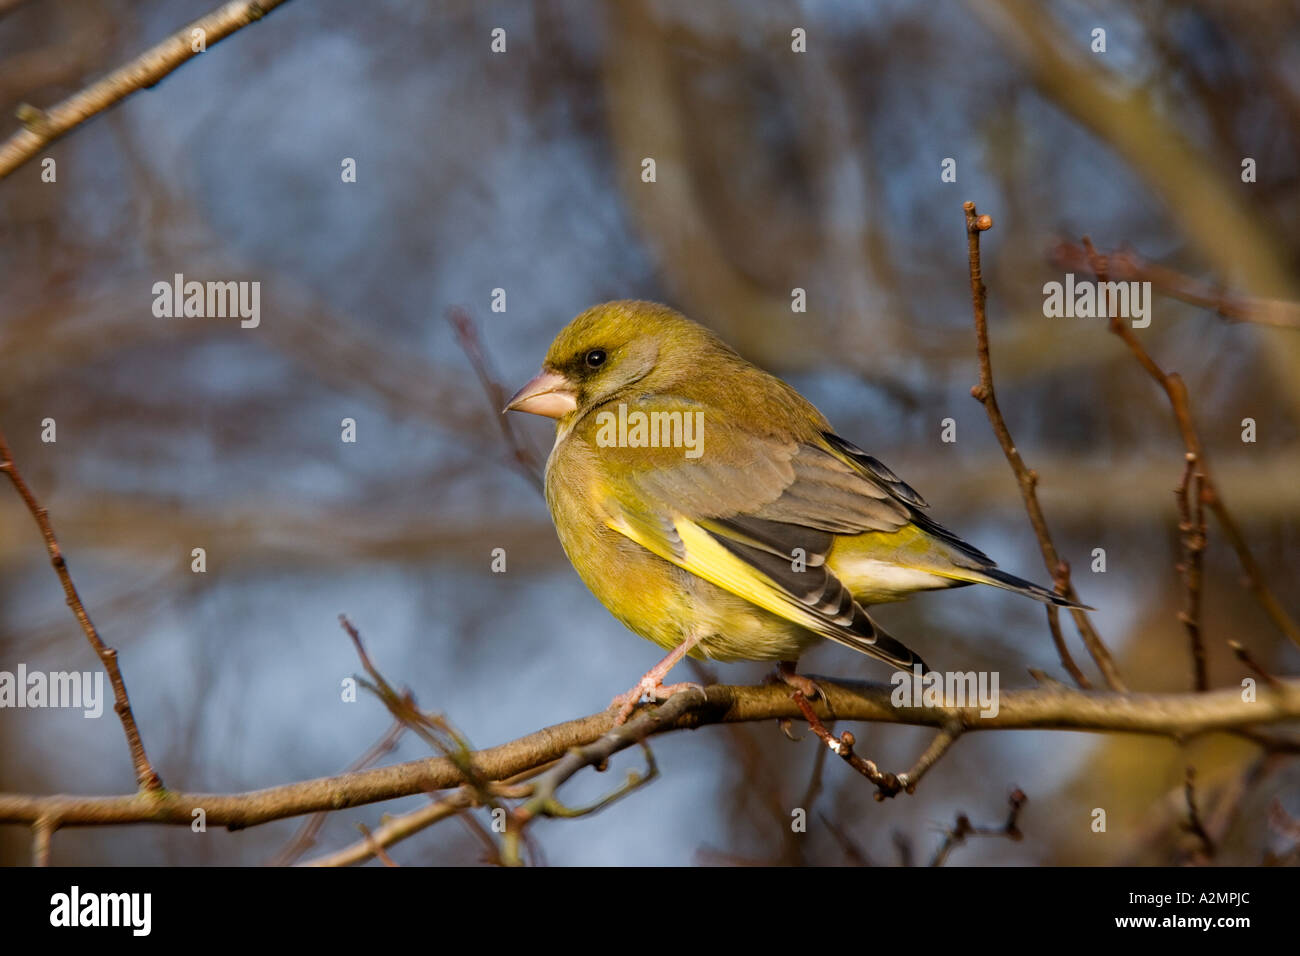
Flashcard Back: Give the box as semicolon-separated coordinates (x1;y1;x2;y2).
545;436;819;661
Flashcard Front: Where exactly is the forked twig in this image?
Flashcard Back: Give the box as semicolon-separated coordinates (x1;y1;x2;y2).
790;691;961;798
930;789;1027;866
1081;237;1300;649
964;202;1123;690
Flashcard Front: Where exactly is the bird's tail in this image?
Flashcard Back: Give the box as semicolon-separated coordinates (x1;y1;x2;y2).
829;606;931;674
870;617;931;674
961;566;1093;610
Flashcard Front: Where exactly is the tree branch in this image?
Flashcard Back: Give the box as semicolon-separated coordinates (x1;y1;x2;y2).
929;788;1027;866
1052;241;1300;330
1176;453;1209;691
446;306;546;490
0;427;162;791
0;0;293;180
2;677;1298;833
1080;238;1300;648
964;201;1124;690
267;719;407;866
789;690;961;798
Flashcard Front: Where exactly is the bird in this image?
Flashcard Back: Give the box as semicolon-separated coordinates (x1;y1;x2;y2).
504;300;1086;723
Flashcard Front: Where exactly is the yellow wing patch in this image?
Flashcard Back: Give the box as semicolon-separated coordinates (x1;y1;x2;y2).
606;511;845;643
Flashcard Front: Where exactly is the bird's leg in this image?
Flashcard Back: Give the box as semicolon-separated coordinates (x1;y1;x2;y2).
610;634;704;725
774;660;823;700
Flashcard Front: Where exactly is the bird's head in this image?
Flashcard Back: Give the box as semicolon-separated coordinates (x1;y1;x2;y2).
504;300;730;420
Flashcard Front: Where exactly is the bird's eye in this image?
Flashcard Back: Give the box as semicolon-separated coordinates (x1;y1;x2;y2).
585;349;607;369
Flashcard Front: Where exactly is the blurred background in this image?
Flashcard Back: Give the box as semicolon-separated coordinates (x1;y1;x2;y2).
1;0;1298;865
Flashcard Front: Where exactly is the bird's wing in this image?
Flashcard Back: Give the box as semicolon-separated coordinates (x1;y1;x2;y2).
820;432;993;566
602;428;929;668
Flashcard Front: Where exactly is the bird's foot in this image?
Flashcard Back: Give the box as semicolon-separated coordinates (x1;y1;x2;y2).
609;635;704;726
773;660;823;700
610;679;705;726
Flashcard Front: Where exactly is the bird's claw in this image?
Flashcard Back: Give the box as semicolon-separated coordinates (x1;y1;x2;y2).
769;662;823;700
610;680;705;726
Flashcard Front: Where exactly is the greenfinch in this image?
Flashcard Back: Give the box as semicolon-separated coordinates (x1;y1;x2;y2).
506;300;1084;721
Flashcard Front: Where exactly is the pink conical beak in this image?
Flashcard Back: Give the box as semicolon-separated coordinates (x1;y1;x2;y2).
503;369;578;419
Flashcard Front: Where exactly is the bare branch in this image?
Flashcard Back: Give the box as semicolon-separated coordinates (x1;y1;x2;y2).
303;792;473;868
503;691;701;864
789;690;959;798
1052;241;1300;330
1176;454;1209;690
0;0;293;180
964;201;1123;690
0;427;161;791
1228;641;1282;690
301;775;540;868
3;677;1299;836
355;823;399;867
1081;238;1300;648
339;614;508;823
447;306;545;490
930;789;1027;866
1182;767;1215;863
268;719;407;866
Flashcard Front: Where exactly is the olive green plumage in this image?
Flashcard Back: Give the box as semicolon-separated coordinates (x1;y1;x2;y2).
509;300;1084;673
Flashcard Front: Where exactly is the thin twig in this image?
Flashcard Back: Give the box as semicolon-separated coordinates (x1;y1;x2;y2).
1081;237;1300;649
798;741;830;816
304;792;472;867
929;788;1027;866
697;665;808;862
268;718;407;866
446;306;545;490
1052;241;1300;329
1182;767;1215;863
0;428;161;791
301;777;538;867
964;202;1123;690
792;690;903;797
456;798;512;866
893;830;914;867
899;723;964;792
1227;640;1282;689
818;813;873;865
338;614;505;818
1265;795;1300;865
1119;751;1285;865
1176;454;1209;691
1045;605;1090;690
1267;799;1300;843
503;689;697;865
355;823;399;867
790;691;960;798
0;0;294;179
